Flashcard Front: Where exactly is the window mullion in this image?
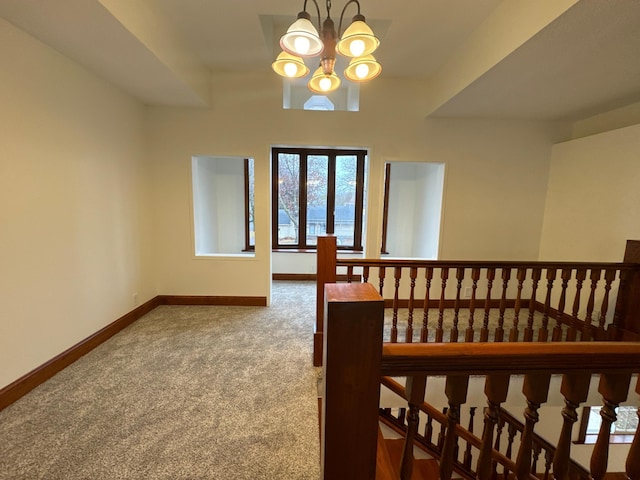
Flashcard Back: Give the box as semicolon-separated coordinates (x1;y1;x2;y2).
272;152;280;248
353;153;365;251
299;153;308;248
327;155;336;235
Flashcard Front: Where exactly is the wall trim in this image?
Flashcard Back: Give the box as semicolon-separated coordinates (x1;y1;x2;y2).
273;273;362;282
0;294;267;412
0;296;161;412
159;295;267;306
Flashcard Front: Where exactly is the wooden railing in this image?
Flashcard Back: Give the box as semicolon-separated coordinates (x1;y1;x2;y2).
314;237;640;366
320;282;640;480
379;379;591;480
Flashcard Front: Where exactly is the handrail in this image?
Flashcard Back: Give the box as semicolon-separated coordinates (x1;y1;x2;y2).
338;259;636;270
381;341;640;376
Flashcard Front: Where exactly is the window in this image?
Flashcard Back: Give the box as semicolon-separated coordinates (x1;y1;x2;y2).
272;147;366;251
576;405;638;444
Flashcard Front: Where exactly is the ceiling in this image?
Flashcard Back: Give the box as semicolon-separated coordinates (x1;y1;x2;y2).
1;0;639;121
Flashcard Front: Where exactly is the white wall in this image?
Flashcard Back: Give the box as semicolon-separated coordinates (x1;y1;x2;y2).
539;123;640;262
148;73;563;291
0;19;154;389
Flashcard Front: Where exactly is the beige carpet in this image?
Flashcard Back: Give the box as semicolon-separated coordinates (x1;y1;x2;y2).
0;282;321;480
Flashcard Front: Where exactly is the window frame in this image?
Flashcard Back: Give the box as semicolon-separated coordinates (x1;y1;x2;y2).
271;146;366;251
243;158;254;252
575;405;638;445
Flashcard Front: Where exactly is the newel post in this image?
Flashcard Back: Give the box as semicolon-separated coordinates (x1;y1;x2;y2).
315;235;337;366
612;240;640;340
321;283;384;480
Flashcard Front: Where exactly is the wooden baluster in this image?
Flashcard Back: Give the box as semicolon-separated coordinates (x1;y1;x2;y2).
391;267;402;343
626;377;640;480
583;268;601;341
591;373;632;480
438;407;448;450
440;375;470;480
398;407;407;424
543;448;553;480
531;442;542;477
477;374;511;480
552;373;591;480
437;268;449;343
347;265;354;282
515;373;552;480
491;417;505;480
481;268;496;342
400;375;427;480
597;269;616;339
452;268;464;343
406;267;418;343
525;268;542;342
425;415;434;445
504;422;518;480
421;267;433;342
510;268;527;342
538;269;557;342
378;266;386;296
569;268;587;341
466;267;480;342
552;269;572;341
363;265;370;284
496;268;511;342
463;406;476;469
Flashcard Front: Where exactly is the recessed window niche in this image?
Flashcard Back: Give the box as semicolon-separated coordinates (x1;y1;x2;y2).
191;156;255;257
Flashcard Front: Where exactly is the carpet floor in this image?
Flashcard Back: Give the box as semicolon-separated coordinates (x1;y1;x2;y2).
0;281;321;480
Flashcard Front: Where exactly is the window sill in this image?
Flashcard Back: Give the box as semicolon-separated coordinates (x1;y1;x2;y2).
272;248;364;254
575;434;636;445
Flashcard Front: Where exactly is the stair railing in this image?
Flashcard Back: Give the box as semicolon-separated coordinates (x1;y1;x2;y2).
315;237;640;366
320;281;640;480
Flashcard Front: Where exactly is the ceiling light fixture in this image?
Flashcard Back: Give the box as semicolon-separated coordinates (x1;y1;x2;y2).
272;0;381;94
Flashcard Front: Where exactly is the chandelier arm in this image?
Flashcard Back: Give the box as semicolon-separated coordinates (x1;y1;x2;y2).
303;0;324;32
337;0;361;36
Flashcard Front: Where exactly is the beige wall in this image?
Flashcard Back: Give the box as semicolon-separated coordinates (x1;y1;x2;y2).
0;20;579;390
147;73;564;302
539;123;640;262
0;19;154;389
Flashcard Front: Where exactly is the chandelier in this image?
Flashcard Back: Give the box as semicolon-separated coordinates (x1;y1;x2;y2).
272;0;382;94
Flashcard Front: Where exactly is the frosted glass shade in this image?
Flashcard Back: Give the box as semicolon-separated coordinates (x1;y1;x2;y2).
343;55;382;82
280;17;323;57
336;20;379;57
272;51;309;78
308;67;341;94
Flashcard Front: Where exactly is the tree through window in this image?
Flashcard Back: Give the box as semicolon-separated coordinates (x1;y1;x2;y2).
272;147;366;250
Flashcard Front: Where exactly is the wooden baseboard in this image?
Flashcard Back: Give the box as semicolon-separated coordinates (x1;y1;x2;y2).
0;296;162;412
273;273;362;282
273;273;316;281
0;294;268;412
159;295;267;306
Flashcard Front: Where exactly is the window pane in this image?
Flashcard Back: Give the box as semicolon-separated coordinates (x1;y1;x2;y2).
278;153;300;245
248;158;255;247
335;155;357;247
306;155;328;246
